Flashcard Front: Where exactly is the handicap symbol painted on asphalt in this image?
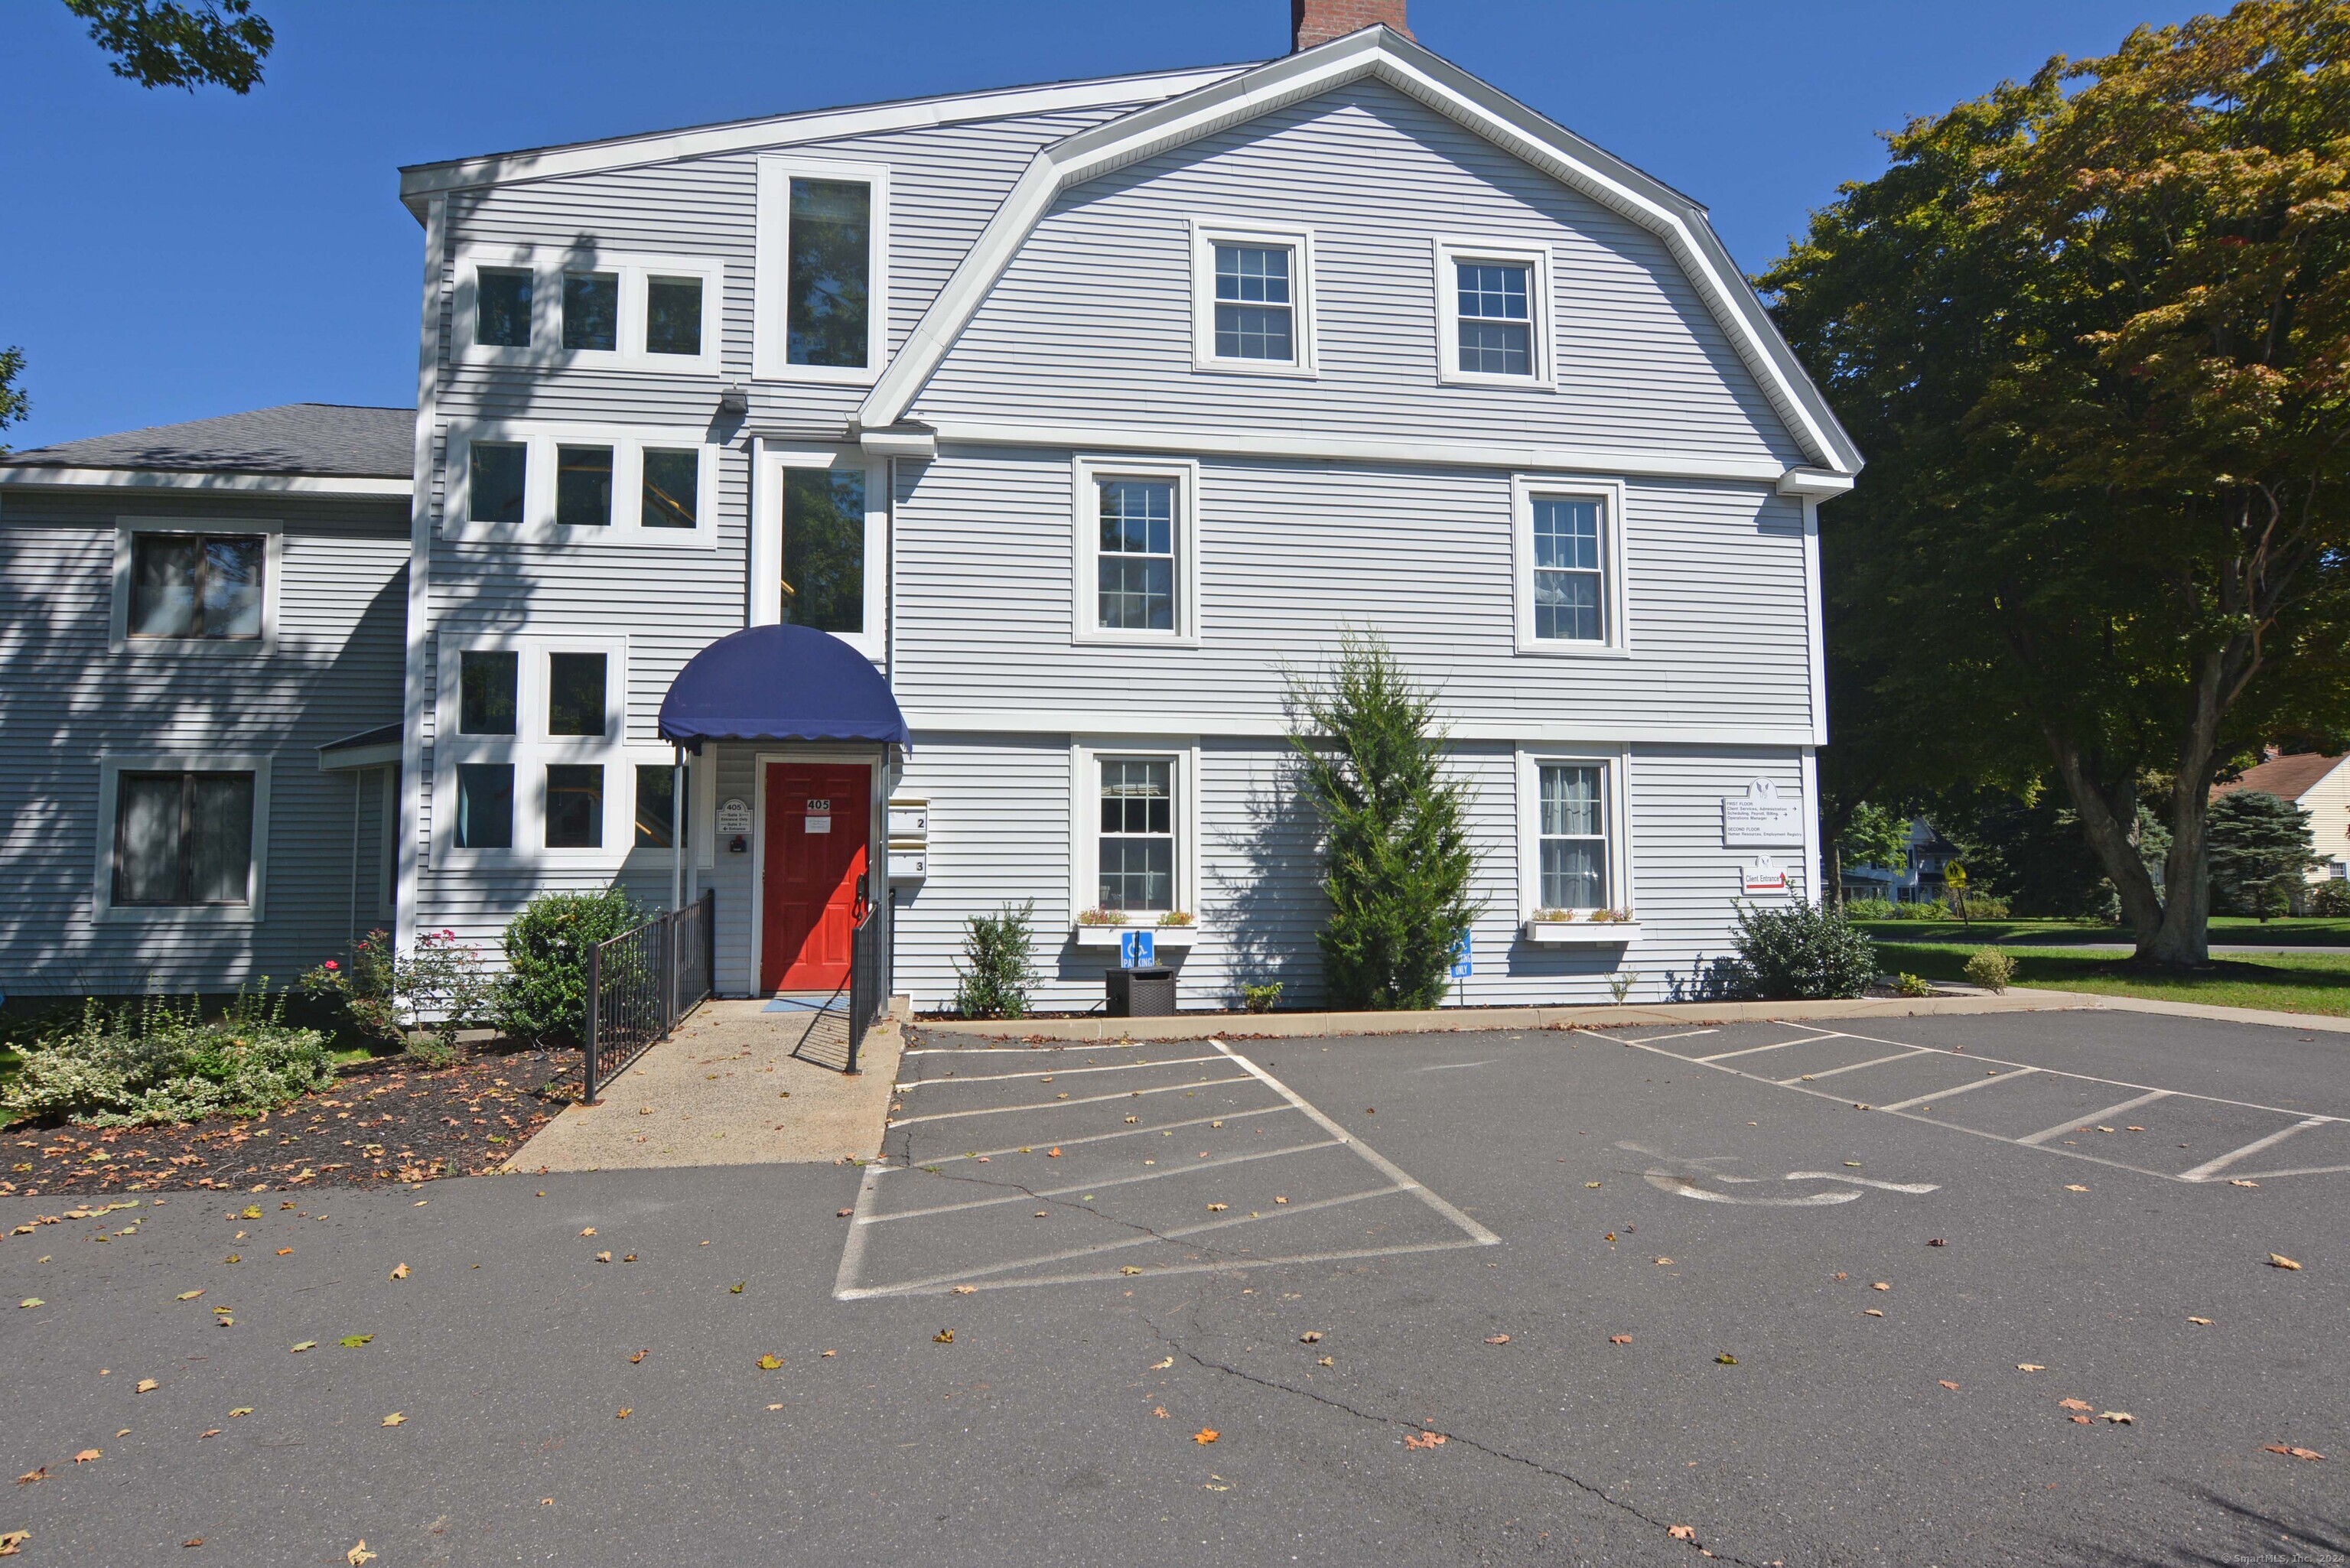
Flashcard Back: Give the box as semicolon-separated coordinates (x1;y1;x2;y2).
1618;1143;1939;1206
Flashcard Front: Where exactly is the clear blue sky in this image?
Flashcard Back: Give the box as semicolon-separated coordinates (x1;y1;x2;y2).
1;0;2202;451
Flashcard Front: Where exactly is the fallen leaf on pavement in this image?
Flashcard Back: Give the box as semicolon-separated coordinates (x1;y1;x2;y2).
2229;1179;2258;1188
1274;1196;1288;1205
1317;1356;1333;1367
1153;1406;1169;1418
1668;1525;1696;1540
1403;1431;1447;1449
2065;1184;2089;1192
0;1533;27;1557
1715;1354;1738;1365
241;1206;262;1219
1870;1282;1890;1291
199;1430;219;1440
338;1335;373;1348
1938;1381;1961;1391
17;1300;41;1310
756;1355;783;1371
136;1379;158;1393
1206;1203;1229;1212
183;1537;203;1548
2059;1399;2094;1412
14;1469;41;1486
347;1541;376;1566
2071;1413;2094;1423
2188;1316;2213;1326
382;1413;405;1426
1193;1429;1218;1445
1120;1265;1143;1276
1610;1335;1632;1345
730;1283;744;1294
176;1290;204;1302
1125;1116;1140;1124
1151;1358;1174;1370
580;1228;595;1237
595;1251;612;1264
1484;1335;1510;1345
2268;1254;2302;1270
933;1330;953;1344
275;1248;292;1257
767;1404;783;1411
2101;1411;2134;1424
1928;1238;1946;1246
389;1264;409;1281
1046;1148;1062;1158
73;1449;100;1463
290;1342;315;1353
2018;1364;2046;1372
2264;1444;2326;1461
228;1408;252;1417
836;1209;853;1218
821;1350;836;1357
1863;1309;1884;1317
1653;1257;1673;1266
1300;1331;1323;1343
614;1408;630;1420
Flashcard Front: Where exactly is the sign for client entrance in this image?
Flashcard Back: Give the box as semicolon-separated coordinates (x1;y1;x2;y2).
1721;779;1804;847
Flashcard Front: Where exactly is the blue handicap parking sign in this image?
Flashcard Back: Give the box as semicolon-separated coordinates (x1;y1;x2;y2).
1121;929;1154;968
1450;929;1472;978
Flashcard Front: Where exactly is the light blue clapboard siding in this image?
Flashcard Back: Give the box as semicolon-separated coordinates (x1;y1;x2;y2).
0;492;408;995
912;79;1802;465
889;451;1811;735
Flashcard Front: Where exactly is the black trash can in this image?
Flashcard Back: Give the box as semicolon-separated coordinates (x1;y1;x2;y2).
1106;966;1177;1017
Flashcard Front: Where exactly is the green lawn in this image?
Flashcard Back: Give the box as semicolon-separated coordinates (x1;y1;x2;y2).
1875;941;2350;1017
1854;916;2350;947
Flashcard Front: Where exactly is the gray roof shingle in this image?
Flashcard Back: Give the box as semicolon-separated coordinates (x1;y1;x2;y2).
2;403;413;479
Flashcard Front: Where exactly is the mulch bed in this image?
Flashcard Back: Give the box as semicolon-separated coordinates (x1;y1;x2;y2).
0;1046;584;1200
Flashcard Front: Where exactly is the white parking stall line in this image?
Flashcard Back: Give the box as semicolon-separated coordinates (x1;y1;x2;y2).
879;1107;1290;1171
850;1238;1495;1300
1776;1049;1929;1085
1695;1035;1839;1062
2016;1090;2173;1147
1617;1029;1720;1046
2230;1162;2350;1182
1871;1068;2041;1114
859;1139;1343;1225
893;1054;1222;1091
900;1041;1161;1057
885;1074;1258;1126
2179;1117;2332;1183
835;1183;1409;1300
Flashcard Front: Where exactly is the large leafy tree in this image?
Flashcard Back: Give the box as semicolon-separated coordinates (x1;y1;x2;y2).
1764;1;2350;965
62;0;273;93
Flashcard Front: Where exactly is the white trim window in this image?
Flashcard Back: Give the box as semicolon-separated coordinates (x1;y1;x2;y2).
108;517;283;653
1070;741;1199;920
753;158;891;383
444;423;721;547
749;444;888;662
434;636;678;864
451;249;724;374
1515;748;1632;917
1512;476;1628;656
1070;456;1200;646
1434;239;1554;388
1190;221;1316;375
93;753;272;922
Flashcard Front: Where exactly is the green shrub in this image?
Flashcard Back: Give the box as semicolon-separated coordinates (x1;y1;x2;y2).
1894;972;1937;998
496;889;643;1047
1949;893;2013;919
2306;880;2350;917
1841;896;1899;920
2;987;336;1127
298;926;494;1065
1964;947;2016;992
1240;981;1284;1014
952;902;1035;1019
1287;630;1481;1010
1723;898;1877;1000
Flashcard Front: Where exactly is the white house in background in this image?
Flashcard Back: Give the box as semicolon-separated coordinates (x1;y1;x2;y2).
2212;752;2350;884
0;2;1858;1013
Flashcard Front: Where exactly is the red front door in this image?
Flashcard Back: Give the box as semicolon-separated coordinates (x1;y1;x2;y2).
760;763;871;993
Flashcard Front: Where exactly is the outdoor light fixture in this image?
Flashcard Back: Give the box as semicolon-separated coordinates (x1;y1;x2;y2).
716;384;750;418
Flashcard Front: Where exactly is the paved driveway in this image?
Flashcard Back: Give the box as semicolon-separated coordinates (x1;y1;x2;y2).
2;1007;2342;1566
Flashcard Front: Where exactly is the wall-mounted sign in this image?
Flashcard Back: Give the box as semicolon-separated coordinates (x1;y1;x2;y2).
1722;779;1805;847
1740;854;1790;896
804;797;832;834
715;797;753;835
887;798;930;841
1450;929;1473;979
1121;929;1155;968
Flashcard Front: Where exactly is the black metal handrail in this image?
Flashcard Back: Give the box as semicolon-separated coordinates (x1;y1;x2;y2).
583;888;715;1103
844;875;884;1075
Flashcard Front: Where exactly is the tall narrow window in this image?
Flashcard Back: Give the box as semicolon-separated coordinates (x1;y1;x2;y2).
640;448;698;529
469;442;527;525
780;467;865;633
1096;480;1175;632
556;444;614;528
129;534;263;640
1538;763;1607;910
1531;498;1604;642
113;770;255;906
544;765;604;849
787;179;871;368
545;652;607;737
635;764;687;850
454;763;514;850
1213;244;1293;362
645;275;704;357
1099;759;1175;914
458;650;518;734
1456;261;1532;376
561;270;619;352
476;267;532;348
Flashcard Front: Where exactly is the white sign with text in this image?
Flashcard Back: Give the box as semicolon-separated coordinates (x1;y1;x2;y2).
1722;779;1805;847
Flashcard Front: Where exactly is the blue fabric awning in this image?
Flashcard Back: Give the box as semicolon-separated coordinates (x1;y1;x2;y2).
658;624;910;749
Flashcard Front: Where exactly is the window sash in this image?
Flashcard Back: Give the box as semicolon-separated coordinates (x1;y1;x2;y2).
780;467;866;633
644;276;703;357
469;442;528;525
786;178;872;369
1531;498;1605;642
561;271;619;352
544;764;604;849
1097;758;1176;913
1537;764;1608;909
634;763;688;849
545;652;607;737
113;770;253;906
475;267;532;348
458;649;519;735
1212;244;1294;361
1456;261;1534;376
128;534;263;640
454;763;514;850
555;444;614;528
640;447;698;529
1095;480;1177;632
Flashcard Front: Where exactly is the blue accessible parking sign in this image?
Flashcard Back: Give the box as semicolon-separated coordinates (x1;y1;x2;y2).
1121;929;1155;968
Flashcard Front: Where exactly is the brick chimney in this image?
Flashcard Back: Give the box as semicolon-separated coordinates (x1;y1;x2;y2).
1291;0;1411;51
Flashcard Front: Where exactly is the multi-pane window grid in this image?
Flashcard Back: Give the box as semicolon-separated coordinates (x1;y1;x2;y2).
114;771;253;906
1213;244;1293;361
1538;764;1607;910
1099;760;1174;913
1532;498;1604;641
1096;480;1176;632
129;534;263;639
1457;262;1533;376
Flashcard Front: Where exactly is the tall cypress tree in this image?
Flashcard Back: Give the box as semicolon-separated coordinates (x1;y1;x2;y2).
1286;632;1480;1010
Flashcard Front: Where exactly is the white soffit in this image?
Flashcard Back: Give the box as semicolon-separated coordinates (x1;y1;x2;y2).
858;27;1861;478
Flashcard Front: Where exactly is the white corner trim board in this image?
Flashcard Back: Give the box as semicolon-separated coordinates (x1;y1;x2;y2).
856;28;1861;478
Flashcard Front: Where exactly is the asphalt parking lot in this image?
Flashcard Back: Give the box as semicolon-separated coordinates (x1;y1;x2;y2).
3;1007;2344;1566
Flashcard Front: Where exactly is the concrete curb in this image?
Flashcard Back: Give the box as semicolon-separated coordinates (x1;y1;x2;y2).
2012;986;2350;1036
918;990;2078;1042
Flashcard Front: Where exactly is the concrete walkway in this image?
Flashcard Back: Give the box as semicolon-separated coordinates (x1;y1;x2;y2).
508;1000;903;1173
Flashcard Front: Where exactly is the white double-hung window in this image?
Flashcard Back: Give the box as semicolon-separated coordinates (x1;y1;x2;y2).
1435;239;1554;387
1512;477;1626;656
1071;741;1199;923
1516;750;1629;918
1072;457;1199;645
1190;223;1315;374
